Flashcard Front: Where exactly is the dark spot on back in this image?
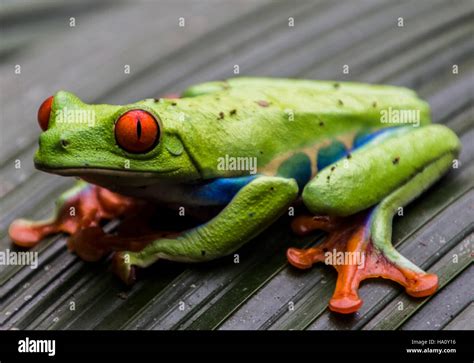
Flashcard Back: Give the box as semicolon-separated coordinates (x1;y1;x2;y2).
346;153;352;159
153;98;161;103
230;109;237;116
333;83;340;89
171;102;177;106
338;99;344;106
372;101;377;108
218;112;225;119
330;166;336;171
319;121;325;126
392;156;400;165
256;100;270;107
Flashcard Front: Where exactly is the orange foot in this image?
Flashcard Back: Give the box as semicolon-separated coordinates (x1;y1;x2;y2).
9;183;145;250
287;212;438;314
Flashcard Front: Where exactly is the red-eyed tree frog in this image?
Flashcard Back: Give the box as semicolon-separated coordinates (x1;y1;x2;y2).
9;78;461;314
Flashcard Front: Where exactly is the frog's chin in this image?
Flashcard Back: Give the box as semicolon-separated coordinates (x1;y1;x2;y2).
35;164;183;186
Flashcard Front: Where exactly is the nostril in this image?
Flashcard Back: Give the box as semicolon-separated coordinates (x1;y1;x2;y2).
60;139;70;148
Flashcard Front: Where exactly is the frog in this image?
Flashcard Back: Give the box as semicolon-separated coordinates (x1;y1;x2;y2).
9;77;461;314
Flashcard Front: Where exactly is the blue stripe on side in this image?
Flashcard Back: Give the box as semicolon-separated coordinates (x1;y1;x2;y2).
190;175;258;205
353;127;396;149
316;127;409;172
352;127;414;151
317;139;348;170
277;152;312;190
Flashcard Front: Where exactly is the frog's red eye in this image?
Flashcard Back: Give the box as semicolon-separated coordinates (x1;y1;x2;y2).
38;96;53;131
115;110;160;153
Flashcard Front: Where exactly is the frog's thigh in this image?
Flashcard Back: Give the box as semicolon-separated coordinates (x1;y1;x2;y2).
120;176;298;269
302;125;460;217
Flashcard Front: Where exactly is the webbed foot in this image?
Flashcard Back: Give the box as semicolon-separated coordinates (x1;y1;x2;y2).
287;211;438;314
9;182;143;247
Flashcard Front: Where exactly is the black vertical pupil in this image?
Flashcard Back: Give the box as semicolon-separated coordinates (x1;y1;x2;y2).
136;117;142;140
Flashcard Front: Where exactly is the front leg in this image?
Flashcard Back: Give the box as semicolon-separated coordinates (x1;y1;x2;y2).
9;180;144;255
113;176;298;284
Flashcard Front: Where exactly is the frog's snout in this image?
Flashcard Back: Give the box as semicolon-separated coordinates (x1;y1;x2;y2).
59;137;70;149
35;128;76;171
38;129;73;153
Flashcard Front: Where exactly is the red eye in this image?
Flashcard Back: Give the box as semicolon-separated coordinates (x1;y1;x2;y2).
115;110;160;153
38;96;53;131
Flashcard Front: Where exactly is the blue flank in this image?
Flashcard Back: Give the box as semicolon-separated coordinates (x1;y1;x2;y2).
190;175;258;205
353;127;399;149
277;152;312;190
317;139;348;170
184;128;409;207
316;127;405;172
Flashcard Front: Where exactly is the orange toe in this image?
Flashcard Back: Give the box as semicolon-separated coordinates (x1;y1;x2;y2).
329;296;363;314
9;219;55;248
287;248;315;269
405;273;438;298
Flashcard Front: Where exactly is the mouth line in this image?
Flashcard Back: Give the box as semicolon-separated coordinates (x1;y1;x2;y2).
34;163;181;178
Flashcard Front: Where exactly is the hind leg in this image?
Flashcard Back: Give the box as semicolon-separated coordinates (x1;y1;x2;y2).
288;125;459;313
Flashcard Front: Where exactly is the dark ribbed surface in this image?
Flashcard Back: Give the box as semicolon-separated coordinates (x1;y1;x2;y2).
0;0;472;330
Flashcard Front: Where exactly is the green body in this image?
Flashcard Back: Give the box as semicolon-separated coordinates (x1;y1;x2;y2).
35;77;432;179
32;77;460;278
